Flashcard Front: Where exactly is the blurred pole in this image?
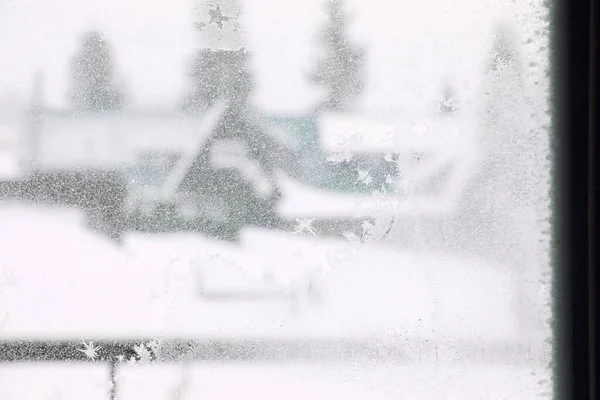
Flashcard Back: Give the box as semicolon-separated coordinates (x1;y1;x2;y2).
26;71;44;172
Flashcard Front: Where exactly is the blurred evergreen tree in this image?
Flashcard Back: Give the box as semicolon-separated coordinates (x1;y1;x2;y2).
69;30;125;113
181;48;252;113
310;0;365;113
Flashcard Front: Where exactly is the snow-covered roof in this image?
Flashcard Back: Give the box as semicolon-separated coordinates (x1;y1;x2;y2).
32;111;213;168
318;108;478;155
32;106;478;159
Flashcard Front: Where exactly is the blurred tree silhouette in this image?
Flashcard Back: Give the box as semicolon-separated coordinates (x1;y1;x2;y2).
69;30;125;113
181;48;253;113
310;0;365;113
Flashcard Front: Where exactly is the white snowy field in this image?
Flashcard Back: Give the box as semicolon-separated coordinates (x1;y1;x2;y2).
0;362;551;400
0;204;523;342
0;204;552;398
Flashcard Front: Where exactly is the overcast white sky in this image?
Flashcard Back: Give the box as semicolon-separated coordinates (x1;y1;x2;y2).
0;0;518;113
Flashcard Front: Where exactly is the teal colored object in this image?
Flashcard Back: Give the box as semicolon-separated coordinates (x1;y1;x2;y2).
263;114;396;194
123;114;397;195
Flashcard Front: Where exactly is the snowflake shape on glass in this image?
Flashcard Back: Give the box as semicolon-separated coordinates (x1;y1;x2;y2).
361;220;375;236
133;342;154;364
356;168;372;186
78;340;101;361
440;98;459;114
208;5;231;29
294;218;317;236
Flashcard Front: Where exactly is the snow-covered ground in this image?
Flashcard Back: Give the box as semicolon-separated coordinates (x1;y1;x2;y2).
0;204;551;398
1;204;523;342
